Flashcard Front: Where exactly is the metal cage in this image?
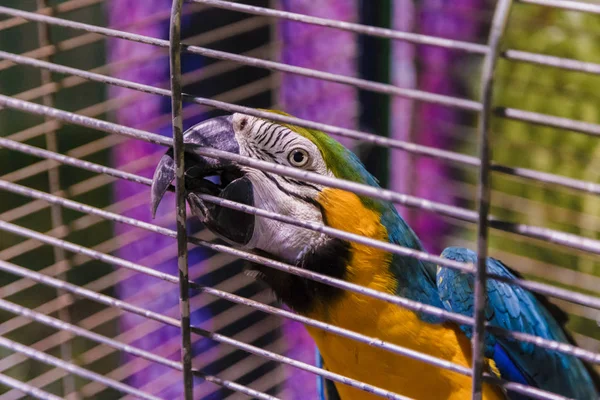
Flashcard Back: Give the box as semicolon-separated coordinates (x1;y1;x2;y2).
0;0;598;399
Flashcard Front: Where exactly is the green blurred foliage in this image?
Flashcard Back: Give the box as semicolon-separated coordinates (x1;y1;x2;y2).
0;0;120;397
468;4;599;340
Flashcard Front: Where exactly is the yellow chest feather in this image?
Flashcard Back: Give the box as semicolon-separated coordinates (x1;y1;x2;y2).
308;189;504;400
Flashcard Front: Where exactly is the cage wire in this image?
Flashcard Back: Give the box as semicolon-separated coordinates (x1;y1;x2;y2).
0;0;598;399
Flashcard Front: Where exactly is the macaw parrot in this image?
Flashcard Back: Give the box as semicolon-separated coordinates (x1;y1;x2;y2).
150;111;599;400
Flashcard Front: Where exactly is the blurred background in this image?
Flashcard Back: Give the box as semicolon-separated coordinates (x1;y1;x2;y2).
0;0;598;399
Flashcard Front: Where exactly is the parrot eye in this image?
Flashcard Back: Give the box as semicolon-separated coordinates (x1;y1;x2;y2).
288;148;310;168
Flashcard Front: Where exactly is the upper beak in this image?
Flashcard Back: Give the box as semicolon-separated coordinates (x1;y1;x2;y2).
150;115;239;218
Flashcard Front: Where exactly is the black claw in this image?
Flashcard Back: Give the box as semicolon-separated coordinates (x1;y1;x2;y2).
150;114;255;246
150;115;238;218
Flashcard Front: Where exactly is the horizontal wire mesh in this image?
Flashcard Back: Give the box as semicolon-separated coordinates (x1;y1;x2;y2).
2;9;599;200
0;0;584;356
0;0;599;399
1;2;286;398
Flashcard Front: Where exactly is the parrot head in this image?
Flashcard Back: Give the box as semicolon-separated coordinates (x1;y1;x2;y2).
151;111;411;312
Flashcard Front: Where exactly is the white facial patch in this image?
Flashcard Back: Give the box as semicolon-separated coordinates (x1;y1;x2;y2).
241;171;328;263
230;113;333;263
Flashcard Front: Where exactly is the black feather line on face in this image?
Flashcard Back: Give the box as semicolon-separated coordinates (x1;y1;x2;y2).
245;238;351;314
254;120;270;145
259;170;320;207
284;177;321;192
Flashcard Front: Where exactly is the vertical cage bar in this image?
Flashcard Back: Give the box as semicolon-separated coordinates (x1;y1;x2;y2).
33;1;78;398
169;0;194;399
471;0;513;398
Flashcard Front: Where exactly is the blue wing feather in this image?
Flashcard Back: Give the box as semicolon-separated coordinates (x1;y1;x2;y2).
438;247;599;399
316;347;341;400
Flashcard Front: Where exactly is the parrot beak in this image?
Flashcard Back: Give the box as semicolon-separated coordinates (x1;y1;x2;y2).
150;114;255;245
